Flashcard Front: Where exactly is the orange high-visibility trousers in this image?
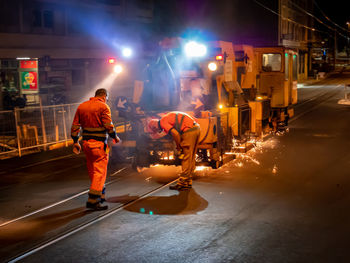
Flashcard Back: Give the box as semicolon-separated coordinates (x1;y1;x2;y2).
83;140;109;203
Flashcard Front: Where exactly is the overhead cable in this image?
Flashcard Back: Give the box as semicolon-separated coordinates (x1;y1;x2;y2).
286;0;349;39
313;0;350;33
253;0;327;35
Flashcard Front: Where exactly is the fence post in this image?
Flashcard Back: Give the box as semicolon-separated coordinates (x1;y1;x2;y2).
53;107;59;141
39;98;47;150
67;104;72;125
14;108;22;157
62;106;68;147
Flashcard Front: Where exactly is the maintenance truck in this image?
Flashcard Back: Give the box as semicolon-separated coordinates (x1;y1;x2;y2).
114;38;298;169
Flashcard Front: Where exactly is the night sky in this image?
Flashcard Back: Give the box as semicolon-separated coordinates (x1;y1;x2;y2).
316;0;349;26
154;0;349;48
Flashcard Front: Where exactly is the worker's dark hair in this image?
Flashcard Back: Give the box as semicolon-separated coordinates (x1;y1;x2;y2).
95;88;108;97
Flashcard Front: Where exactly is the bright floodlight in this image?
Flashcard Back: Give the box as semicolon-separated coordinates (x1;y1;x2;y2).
208;62;217;71
122;47;132;58
114;64;123;74
184;41;207;57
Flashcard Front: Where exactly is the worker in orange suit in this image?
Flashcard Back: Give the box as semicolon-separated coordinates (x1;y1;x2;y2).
71;88;120;211
147;111;200;190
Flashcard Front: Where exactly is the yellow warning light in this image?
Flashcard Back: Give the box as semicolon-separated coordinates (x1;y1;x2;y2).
208;62;218;71
218;104;223;109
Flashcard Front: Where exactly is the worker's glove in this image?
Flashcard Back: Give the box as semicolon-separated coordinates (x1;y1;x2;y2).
112;136;121;144
73;142;81;155
176;144;182;152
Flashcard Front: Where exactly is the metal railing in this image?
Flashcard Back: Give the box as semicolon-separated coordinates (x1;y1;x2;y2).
0;103;80;158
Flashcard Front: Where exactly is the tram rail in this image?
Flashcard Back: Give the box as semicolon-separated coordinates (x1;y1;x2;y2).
0;167;127;228
292;85;342;123
7;177;178;263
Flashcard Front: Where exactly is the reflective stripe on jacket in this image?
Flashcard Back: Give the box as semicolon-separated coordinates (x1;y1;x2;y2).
71;97;116;142
160;111;198;134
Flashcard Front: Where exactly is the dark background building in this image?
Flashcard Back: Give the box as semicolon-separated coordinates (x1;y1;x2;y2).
0;0;154;108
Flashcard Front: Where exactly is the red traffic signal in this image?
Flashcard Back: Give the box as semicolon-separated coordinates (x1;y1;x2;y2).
108;58;116;64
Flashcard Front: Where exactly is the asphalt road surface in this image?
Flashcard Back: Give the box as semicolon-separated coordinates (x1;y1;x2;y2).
1;72;350;263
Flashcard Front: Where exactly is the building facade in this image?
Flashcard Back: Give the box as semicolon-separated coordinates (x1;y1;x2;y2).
279;0;314;81
0;0;153;109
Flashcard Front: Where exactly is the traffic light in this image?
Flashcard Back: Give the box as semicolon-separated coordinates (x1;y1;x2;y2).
108;57;116;64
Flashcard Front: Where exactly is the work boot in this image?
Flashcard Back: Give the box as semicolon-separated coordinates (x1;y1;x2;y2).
169;184;192;191
86;202;108;211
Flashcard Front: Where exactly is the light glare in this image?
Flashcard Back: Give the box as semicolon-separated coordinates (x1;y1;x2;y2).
122;47;132;58
114;64;123;74
208;62;217;71
184;41;207;57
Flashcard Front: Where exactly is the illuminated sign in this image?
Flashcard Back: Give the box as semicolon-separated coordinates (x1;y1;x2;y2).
18;58;39;95
21;72;38;91
20;60;38;69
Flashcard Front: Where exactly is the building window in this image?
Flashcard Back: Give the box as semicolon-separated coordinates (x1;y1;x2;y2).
32;9;42;27
31;9;54;28
288;22;293;36
22;1;64;34
299;53;305;74
282;19;288;34
43;10;53;28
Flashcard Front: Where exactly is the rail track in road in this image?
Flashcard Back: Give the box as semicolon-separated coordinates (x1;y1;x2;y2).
292;84;342;123
0;168;127;228
0;154;76;176
7;177;178;263
1;159;181;262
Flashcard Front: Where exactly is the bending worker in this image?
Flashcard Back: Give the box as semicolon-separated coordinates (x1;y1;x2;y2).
147;111;200;190
71;88;120;211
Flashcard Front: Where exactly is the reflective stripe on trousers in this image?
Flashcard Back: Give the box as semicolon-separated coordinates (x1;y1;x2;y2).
83;139;109;204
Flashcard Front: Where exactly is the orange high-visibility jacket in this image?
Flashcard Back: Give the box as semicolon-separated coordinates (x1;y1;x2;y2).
71;97;116;143
160;112;198;134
